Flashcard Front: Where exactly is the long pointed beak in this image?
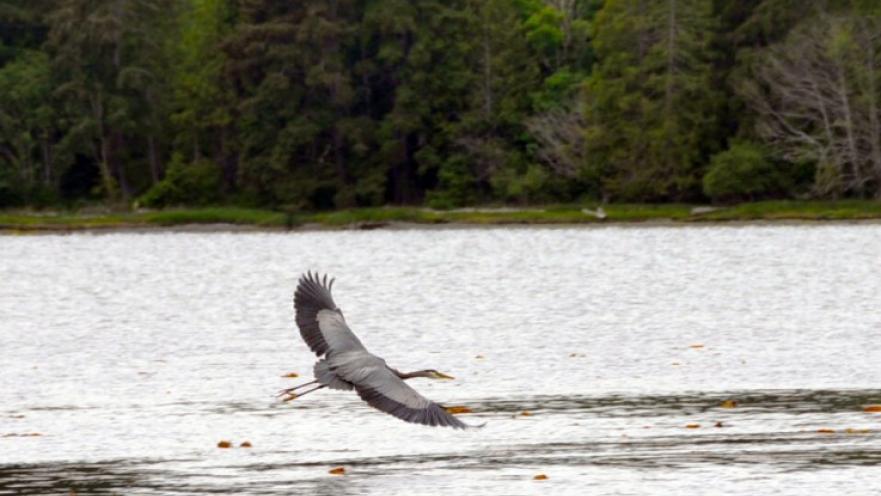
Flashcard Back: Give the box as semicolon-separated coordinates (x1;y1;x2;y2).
435;372;455;380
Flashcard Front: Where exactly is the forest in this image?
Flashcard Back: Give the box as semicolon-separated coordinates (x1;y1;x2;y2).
1;0;881;211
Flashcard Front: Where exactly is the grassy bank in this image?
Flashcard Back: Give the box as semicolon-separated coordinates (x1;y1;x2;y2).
3;201;881;232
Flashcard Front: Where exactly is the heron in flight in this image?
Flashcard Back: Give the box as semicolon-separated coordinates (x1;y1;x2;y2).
279;272;467;429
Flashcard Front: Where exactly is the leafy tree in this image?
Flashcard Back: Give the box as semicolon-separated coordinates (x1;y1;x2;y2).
2;0;881;209
0;1;50;66
164;0;236;190
138;154;222;207
584;0;723;201
703;141;782;202
0;1;54;206
739;10;881;197
429;0;541;206
364;0;474;205
520;0;600;76
46;0;177;201
0;50;55;205
225;0;372;208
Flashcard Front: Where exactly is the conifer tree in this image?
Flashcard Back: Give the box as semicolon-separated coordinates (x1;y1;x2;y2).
585;0;722;201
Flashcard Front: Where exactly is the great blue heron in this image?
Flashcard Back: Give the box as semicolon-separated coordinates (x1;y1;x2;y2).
279;272;468;429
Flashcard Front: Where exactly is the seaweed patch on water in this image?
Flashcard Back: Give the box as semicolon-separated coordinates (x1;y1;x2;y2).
0;458;356;496
472;389;881;418
0;459;182;496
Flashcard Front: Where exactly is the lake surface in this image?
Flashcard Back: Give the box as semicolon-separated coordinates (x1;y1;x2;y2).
1;225;880;495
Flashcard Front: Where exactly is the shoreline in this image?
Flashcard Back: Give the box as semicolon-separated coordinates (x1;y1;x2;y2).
5;220;881;235
4;202;881;234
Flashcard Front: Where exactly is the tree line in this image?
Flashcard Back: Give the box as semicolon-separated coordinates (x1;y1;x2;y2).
1;0;880;210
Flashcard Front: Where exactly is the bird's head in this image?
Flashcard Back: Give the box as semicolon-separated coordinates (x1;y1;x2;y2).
422;369;455;380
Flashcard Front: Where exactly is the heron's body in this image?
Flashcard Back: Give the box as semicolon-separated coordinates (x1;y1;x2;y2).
283;272;467;429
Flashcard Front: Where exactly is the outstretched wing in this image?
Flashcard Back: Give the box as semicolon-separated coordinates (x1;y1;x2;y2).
296;273;465;429
351;366;466;429
294;272;365;357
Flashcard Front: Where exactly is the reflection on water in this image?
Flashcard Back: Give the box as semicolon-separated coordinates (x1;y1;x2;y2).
2;226;881;495
2;389;880;495
0;460;153;495
480;389;881;417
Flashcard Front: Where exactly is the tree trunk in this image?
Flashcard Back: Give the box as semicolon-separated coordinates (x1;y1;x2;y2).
97;135;117;199
861;23;881;196
112;132;132;201
91;89;118;200
332;126;348;183
389;134;416;204
482;20;493;123
147;135;162;184
663;0;679;184
41;135;52;187
220;125;237;191
193;134;201;162
665;0;677;117
635;0;649;62
112;0;125;69
809;77;836;151
836;63;862;194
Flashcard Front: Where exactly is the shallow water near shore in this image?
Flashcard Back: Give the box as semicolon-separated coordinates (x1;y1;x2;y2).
2;226;880;495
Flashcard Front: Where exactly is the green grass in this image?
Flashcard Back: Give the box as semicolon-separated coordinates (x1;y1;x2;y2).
693;200;881;221
0;207;288;231
299;207;444;226
140;208;287;226
3;201;881;232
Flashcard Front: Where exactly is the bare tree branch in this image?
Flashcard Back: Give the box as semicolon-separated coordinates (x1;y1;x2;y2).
526;106;585;178
741;15;881;197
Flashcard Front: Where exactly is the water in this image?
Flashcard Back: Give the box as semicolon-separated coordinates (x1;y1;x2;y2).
1;225;880;495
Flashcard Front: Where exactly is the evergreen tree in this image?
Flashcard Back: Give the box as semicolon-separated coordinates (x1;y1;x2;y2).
0;50;54;205
0;1;50;66
430;0;541;206
584;0;722;201
0;1;53;205
740;7;881;197
167;0;236;188
2;0;881;208
225;0;371;208
363;0;473;205
47;0;177;201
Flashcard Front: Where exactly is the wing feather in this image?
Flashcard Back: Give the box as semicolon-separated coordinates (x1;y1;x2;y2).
314;358;354;391
294;273;466;429
294;272;365;356
345;364;466;429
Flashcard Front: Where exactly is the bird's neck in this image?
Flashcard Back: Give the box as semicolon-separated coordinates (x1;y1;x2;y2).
393;368;430;380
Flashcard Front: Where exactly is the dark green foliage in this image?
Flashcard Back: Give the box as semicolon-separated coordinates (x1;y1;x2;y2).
703;142;779;202
2;0;881;210
44;0;179;202
0;49;56;205
0;166;21;207
168;0;236;181
224;0;409;209
585;0;723;202
0;1;50;66
138;156;222;207
491;164;552;204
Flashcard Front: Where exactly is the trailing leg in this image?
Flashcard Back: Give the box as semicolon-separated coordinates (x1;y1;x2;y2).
277;380;318;398
281;384;326;402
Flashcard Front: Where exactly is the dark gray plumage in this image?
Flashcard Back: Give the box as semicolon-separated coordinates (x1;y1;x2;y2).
287;272;467;429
